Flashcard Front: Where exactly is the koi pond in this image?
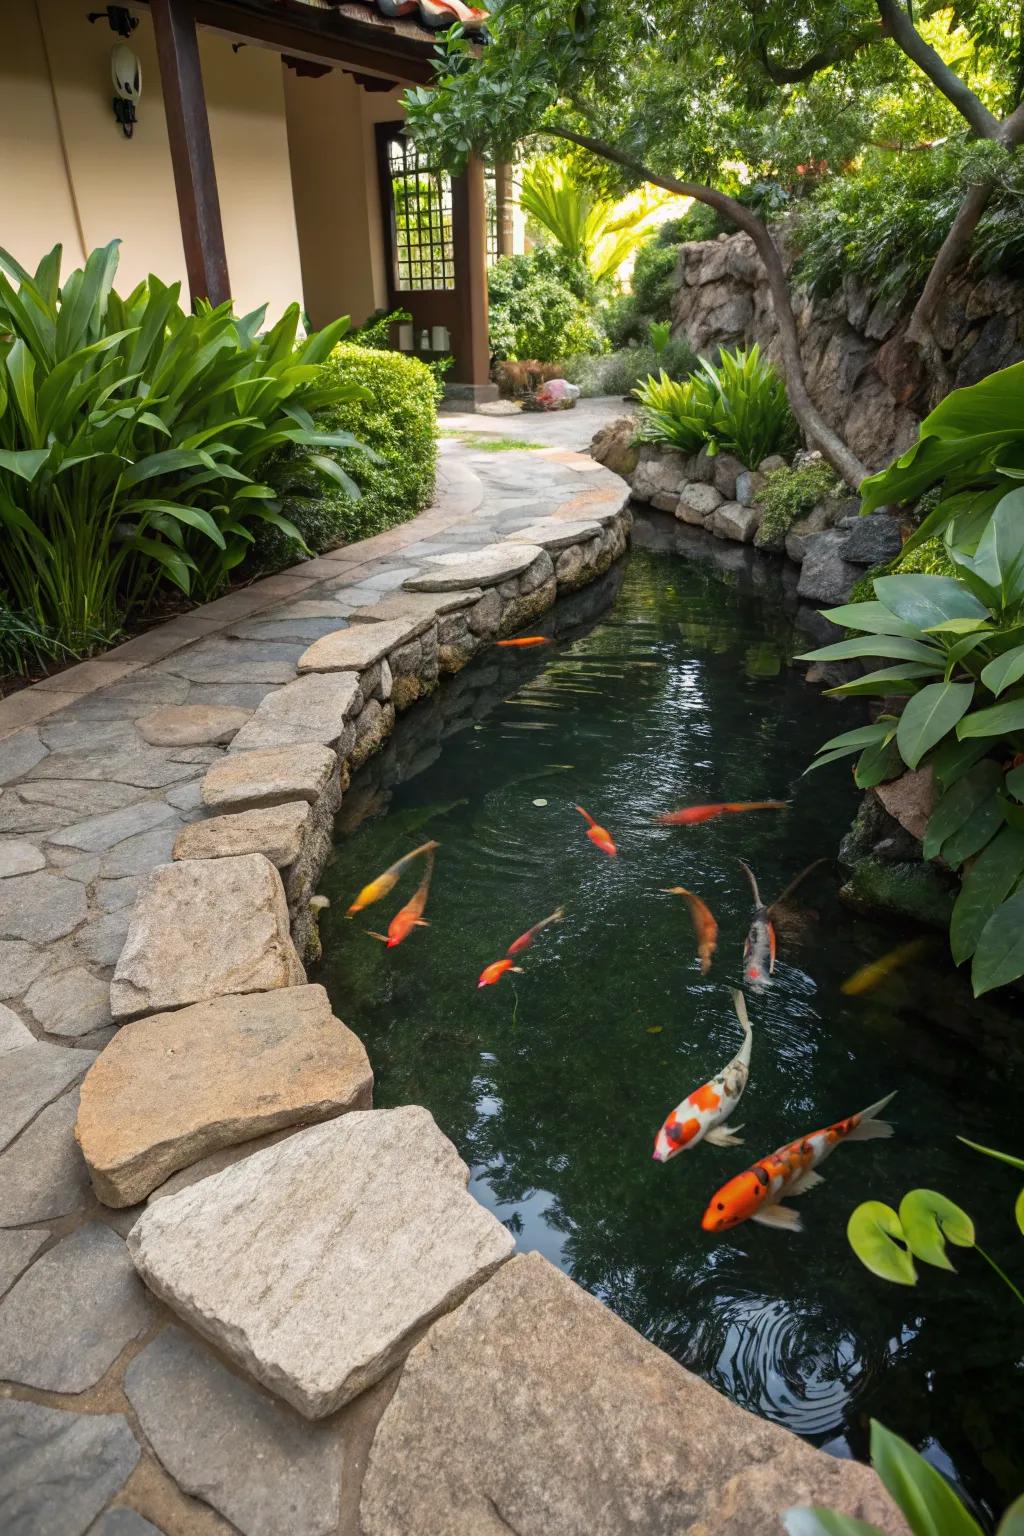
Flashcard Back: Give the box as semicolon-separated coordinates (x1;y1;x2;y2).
316;513;1023;1521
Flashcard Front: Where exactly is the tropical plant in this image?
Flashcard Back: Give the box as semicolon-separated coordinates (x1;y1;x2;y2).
648;320;671;356
486;249;600;362
634;344;796;463
756;459;840;544
633;368;718;454
0;241;369;652
518;159;667;286
784;1419;1024;1536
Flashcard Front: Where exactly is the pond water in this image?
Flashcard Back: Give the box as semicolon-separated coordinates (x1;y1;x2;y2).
316;513;1023;1522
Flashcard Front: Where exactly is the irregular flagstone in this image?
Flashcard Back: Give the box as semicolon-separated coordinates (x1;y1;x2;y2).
14;779;151;813
0;1043;96;1152
348;587;483;628
154;639;303;684
0;1090;94;1226
0;1223;153;1392
499;518;602;551
45;800;177;853
297;618;425;675
201;744;337;812
110;855;305;1020
173;801;312;868
25;744;199;789
76;912;131;969
77;984;373;1206
0;1230;48;1297
137;703;251;746
0;839;45;878
127;1107;515;1418
0;939;50;1000
0;1002;33;1053
0;1400;140;1536
360;1253;905;1536
89;1510;165;1536
24;966;112;1037
228;674;361;753
123;1327;343;1536
404;543;544;591
97;826;181;880
0;870;88;942
0;729;49;784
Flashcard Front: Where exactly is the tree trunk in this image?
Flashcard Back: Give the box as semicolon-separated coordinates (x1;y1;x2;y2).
548;127;869;488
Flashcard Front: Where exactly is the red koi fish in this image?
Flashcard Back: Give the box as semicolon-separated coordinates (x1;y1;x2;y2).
701;1092;897;1234
740;859;827;992
347;840;439;917
367;850;436;949
662;886;718;974
495;636;549;648
656;800;789;827
477;957;524;989
506;906;564;956
575;805;616;857
653;991;752;1161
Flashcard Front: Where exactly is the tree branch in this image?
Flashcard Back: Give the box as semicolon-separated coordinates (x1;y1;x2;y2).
756;28;879;85
876;0;1001;139
545;125;869;488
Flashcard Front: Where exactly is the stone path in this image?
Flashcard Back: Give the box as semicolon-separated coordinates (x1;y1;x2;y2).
0;402;904;1536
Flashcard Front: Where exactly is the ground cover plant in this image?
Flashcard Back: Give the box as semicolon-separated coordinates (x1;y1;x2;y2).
756;460;841;546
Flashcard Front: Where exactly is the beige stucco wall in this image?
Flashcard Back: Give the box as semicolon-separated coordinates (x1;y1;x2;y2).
0;0;302;318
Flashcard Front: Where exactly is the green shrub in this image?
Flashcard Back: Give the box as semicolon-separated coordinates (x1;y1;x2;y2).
601;292;645;348
630;236;679;322
756;459;839;544
562;339;697;397
635;344;797;463
633;369;718;453
487;250;601;361
350;307;412;350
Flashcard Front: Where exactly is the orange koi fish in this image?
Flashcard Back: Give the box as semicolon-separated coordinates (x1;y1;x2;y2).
739;859;827;992
653;991;752;1162
701;1091;896;1234
841;938;931;996
367;850;436;949
506;906;564;957
656;800;789;827
575;805;616;857
477;957;524;989
347;840;439;917
495;636;549;648
662;886;718;974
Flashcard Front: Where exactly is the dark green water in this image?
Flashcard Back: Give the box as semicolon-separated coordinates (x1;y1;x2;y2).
316;517;1023;1521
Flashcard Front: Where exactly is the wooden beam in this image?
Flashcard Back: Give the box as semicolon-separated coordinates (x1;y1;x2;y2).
186;0;436;86
150;0;231;307
450;154;492;391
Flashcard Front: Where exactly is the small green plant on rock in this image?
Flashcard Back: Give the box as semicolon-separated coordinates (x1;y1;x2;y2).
756;460;839;546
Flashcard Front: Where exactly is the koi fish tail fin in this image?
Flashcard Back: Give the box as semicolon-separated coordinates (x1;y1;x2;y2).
738;860;762;907
365;930;389;943
574;804;595;829
414;918;431;928
848;1091;897;1141
768;857;829;915
705;1125;745;1148
752;1202;803;1232
549;906;565;924
729;988;753;1065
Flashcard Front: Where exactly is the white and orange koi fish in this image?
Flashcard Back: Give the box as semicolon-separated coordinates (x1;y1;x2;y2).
739;858;827;992
701;1091;897;1234
653;991;752;1162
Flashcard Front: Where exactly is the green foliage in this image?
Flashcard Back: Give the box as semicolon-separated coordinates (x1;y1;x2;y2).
0;606;86;682
350;307;412;350
756;460;840;544
561;339;697;397
518;160;662;285
649;320;671;356
633;368;718;453
487;250;600;362
635;344;796;463
631;234;679;320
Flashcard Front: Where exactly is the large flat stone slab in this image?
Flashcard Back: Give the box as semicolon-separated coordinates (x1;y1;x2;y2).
0;1229;48;1297
202;743;337;813
0;1400;140;1536
90;1510;164;1536
404;544;543;591
110;855;305;1021
25;965;112;1037
128;1107;514;1418
137;703;251;745
0;839;45;878
348;587;483;629
173;801;312;868
0;1003;33;1053
45;800;176;853
0;1223;153;1391
228;674;361;753
361;1252;905;1536
0;870;87;942
0;1042;96;1152
500;518;602;551
78;984;372;1206
297;618;425;675
124;1327;343;1536
0;1090;93;1225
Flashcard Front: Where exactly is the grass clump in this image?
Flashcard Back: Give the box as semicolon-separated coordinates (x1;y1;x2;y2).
755;459;840;544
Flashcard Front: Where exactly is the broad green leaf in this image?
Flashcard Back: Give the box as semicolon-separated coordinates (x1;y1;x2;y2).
923;618;992;636
896;682;974;771
1017;1188;1024;1238
957;698;1024;740
999;1493;1024;1536
870;1421;986;1536
922;761;1003;859
121;448;207;488
1005;765;1024;801
847;1202;917;1286
950;828;1024;963
874;574;989;632
306;453;362;499
820;601;920;638
784;1509;885;1536
931;736;991;791
819;722;896;754
939;794;1004;869
980;646;1024;698
944;631;991;680
0;447;49;482
797;637;943;666
964;488;1024;612
855;736;904;788
6;338;38;440
825;665;940;698
898;1189;974;1271
957;1138;1024;1174
804;745;866;774
973;885;1024;995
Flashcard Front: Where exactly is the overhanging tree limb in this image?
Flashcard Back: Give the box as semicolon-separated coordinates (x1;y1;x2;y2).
876;0;1001;138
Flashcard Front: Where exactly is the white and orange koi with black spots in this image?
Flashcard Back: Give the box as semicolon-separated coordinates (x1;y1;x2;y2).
653;991;752;1162
701;1091;897;1234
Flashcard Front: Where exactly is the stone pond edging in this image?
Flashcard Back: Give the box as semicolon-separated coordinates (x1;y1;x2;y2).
0;435;905;1535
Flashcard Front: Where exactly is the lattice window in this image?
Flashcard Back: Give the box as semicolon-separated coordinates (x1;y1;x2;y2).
385;135;455;292
484;165;499;267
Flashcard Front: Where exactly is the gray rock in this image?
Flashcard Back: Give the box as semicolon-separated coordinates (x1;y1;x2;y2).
95;877;141;914
128;1107;514;1418
0;1043;95;1152
348;587;481;628
708;502;761;544
124;1327;342;1536
0;1002;33;1053
0;730;48;785
156;639;303;685
163;779;203;812
0;1224;153;1391
499;519;602;551
361;1252;904;1536
785;500;840;563
839;513;903;566
711;451;746;500
75;913;130;968
228;674;360;753
0;1090;94;1225
110;855;305;1020
25;966;111;1037
78;985;372;1207
202;744;337;813
0;939;49;999
0;1229;48;1297
0;870;87;942
0;839;45;878
15;779;149;814
797;530;863;605
735;468;766;507
172;802;312;868
137;703;251;746
350;700;396;769
297;618;424;674
26;745;197;789
676;482;723;522
758;453;788;473
405;543;544;591
89;1511;165;1536
0;1401;140;1536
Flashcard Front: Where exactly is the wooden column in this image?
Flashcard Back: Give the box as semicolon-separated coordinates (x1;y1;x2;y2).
450;154;494;397
495;162;515;258
150;0;230;307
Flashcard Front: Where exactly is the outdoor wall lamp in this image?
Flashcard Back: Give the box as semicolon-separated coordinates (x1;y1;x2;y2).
87;6;138;37
111;43;142;138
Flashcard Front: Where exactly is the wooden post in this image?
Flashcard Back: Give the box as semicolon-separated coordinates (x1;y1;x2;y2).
450;154;495;399
495;161;514;258
150;0;230;307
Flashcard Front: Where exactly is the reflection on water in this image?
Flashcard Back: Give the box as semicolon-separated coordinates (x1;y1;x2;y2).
316;515;1023;1520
